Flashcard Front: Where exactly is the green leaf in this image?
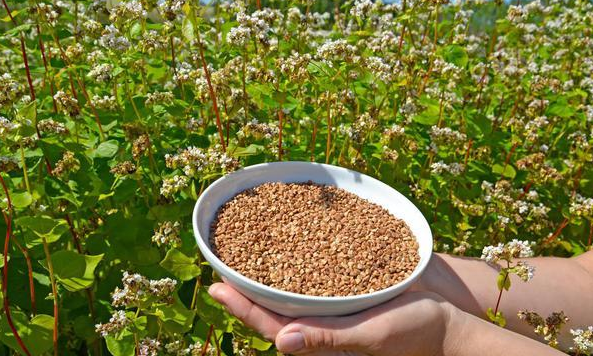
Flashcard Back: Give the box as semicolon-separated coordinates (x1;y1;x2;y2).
15;216;68;245
105;330;135;356
160;248;201;281
492;164;516;179
95;140;119;158
19;101;36;122
6;23;33;35
230;144;264;157
412;97;440;125
486;308;506;328
496;269;511;291
42;250;103;292
182;16;195;42
11;192;32;208
130;23;142;37
233;323;273;351
546;97;575;119
195;287;234;332
0;310;53;356
441;45;468;67
150;298;196;334
1;9;20;22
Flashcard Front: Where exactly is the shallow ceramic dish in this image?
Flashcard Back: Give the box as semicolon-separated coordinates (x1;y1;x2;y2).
192;161;433;317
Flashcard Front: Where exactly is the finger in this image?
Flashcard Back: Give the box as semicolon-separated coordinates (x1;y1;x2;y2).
275;316;363;355
208;283;293;340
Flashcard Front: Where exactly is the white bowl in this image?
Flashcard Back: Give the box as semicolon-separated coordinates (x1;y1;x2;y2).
192;161;433;317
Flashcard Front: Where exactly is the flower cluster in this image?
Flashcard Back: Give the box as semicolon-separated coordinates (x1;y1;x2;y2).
165;145;239;178
517;310;568;348
110;161;137;176
87;63;114;82
160;175;189;197
0;73;22;107
53;151;80;178
53;91;80;117
571;327;593;354
138;338;161;356
165;340;215;356
111;271;177;307
0;116;18;136
238;119;279;140
0;156;19;173
37;119;68;135
94;310;130;337
152;221;181;247
481;239;535;264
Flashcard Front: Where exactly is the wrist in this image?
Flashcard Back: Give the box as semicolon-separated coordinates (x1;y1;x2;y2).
441;303;468;356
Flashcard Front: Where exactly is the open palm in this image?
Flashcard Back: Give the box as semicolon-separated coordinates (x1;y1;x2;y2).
209;283;455;356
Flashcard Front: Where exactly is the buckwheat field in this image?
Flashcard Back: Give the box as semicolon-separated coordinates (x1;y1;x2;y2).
0;0;592;355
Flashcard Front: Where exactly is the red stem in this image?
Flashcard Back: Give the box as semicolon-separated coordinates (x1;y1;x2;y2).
13;239;36;315
325;99;332;164
311;120;318;162
497;142;518;183
64;215;97;321
19;34;36;102
572;166;583;197
37;23;59;113
2;0;54;175
0;175;32;356
278;108;284;160
213;329;222;356
53;36;105;140
517;181;533;200
65;214;82;253
196;33;226;151
200;325;214;356
492;272;508;320
545;218;569;244
398;25;406;52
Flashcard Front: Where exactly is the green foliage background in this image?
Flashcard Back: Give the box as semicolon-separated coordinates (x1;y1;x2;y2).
0;0;592;354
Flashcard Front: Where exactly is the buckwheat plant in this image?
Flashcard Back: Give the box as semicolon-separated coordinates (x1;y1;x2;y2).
517;310;569;348
1;0;592;354
481;239;535;326
571;326;593;356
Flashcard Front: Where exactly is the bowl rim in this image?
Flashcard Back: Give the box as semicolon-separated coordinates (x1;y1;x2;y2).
192;161;433;302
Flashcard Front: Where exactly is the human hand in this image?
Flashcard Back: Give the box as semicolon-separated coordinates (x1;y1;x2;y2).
208;283;464;356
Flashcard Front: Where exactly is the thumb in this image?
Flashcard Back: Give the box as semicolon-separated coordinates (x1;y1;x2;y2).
275;317;361;354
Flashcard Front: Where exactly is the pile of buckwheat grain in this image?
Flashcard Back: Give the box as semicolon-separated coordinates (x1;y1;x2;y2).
210;181;420;297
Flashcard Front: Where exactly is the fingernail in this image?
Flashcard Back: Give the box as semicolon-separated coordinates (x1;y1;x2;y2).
208;284;221;299
277;332;305;353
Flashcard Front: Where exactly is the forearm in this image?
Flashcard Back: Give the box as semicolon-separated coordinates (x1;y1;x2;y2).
446;308;566;356
419;252;593;349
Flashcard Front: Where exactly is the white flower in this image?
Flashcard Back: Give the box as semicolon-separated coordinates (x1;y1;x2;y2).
481;243;505;263
0;116;18;135
350;0;373;19
514;261;535;282
227;26;252;46
95;310;130;337
87;63;113;82
99;25;131;52
571;327;593;353
160;175;189;197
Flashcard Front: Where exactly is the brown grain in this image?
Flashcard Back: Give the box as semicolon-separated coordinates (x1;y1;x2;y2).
210;181;419;297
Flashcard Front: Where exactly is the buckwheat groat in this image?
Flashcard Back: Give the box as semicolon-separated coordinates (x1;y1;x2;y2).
210;181;419;297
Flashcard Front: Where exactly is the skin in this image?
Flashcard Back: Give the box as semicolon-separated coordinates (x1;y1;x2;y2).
208;250;593;355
